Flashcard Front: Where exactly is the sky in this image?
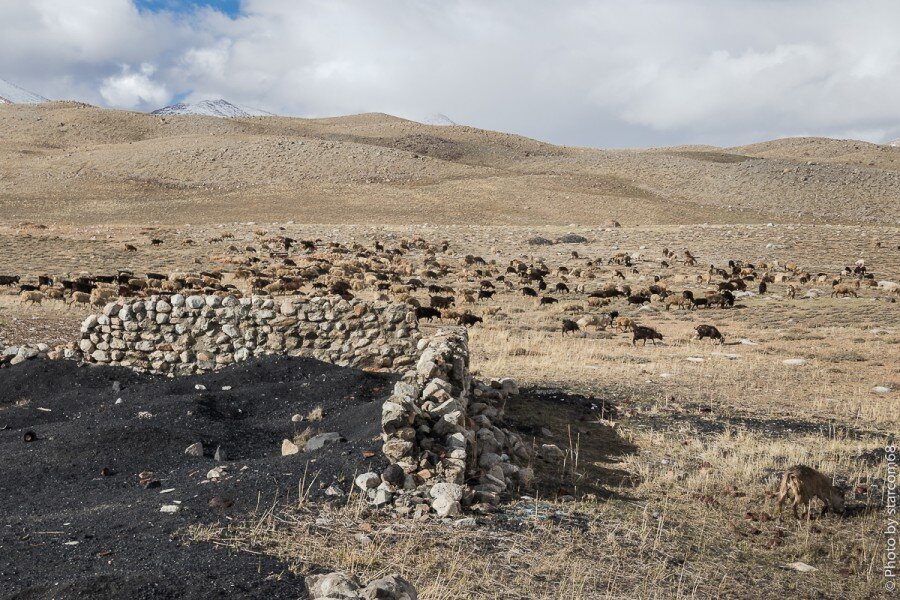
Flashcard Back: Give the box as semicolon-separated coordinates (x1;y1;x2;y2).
1;0;898;148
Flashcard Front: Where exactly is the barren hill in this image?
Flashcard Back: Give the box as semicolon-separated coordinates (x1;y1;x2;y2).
1;102;897;225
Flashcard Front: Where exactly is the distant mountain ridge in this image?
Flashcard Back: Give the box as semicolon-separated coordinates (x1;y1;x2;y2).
151;99;271;118
0;78;48;104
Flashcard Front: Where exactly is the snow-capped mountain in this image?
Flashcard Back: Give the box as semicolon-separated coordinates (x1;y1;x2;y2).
888;138;900;148
151;99;271;118
419;113;457;126
0;78;48;104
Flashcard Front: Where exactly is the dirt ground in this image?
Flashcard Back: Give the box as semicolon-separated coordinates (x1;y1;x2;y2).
0;356;395;599
0;219;896;599
0;102;897;598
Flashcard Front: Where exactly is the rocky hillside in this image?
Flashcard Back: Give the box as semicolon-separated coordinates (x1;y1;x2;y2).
0;102;897;225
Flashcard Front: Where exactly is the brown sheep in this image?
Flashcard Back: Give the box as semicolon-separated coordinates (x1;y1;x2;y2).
831;280;860;298
615;316;635;332
20;290;43;305
776;465;845;519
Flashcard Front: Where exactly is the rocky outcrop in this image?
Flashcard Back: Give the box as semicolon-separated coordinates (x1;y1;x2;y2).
65;294;419;375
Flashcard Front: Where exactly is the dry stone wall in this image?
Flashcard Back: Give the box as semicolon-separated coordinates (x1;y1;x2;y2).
64;294;420;375
370;329;532;517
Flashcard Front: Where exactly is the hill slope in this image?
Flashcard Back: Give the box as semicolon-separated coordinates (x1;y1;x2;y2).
0;102;897;225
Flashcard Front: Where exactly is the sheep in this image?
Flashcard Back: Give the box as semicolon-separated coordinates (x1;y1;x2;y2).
614;316;635;332
521;286;538;297
0;275;21;287
124;244;137;252
430;295;455;309
632;325;663;345
664;295;692;310
555;282;570;293
693;324;724;344
776;465;845;519
477;289;495;301
539;296;558;305
831;280;860;298
20;290;43;305
457;313;483;327
586;296;609;308
68;291;91;307
415;306;441;322
561;319;580;336
577;313;613;331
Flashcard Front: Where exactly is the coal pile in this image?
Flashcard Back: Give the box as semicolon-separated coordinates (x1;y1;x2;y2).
0;356;394;599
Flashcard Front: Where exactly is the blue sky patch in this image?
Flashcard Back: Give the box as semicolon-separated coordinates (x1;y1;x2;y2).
134;0;241;18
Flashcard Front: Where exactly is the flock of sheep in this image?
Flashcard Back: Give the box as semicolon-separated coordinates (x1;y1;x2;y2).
2;230;895;519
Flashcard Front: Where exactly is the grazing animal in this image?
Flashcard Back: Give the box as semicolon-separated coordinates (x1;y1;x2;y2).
0;275;20;286
415;306;442;322
787;285;796;299
124;244;137;252
457;313;483;327
561;319;580;336
664;295;692;310
555;282;570;293
614;316;635;332
539;296;558;305
777;465;845;519
430;295;455;309
758;281;767;294
831;281;860;298
632;325;663;346
20;290;43;305
150;238;163;246
521;287;538;297
477;289;495;301
693;324;724;344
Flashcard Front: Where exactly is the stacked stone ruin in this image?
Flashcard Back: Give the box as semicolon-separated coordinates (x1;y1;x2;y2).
7;294;531;517
64;294;420;374
370;329;532;517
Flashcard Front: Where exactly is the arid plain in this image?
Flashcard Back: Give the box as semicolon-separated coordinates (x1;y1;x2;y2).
1;101;898;599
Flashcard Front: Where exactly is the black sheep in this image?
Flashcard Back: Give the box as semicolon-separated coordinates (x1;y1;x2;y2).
632;326;664;346
694;324;724;344
561;319;580;336
415;306;442;322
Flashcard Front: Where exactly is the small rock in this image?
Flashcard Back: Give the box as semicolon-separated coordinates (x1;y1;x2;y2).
355;472;381;491
184;442;203;457
305;432;344;452
281;439;300;456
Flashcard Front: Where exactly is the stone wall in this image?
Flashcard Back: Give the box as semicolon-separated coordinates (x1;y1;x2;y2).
65;294;420;375
367;329;532;517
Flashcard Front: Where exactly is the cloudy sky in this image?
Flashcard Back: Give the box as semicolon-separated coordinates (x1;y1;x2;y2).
1;0;898;148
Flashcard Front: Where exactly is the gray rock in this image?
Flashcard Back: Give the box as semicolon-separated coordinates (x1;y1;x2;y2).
355;472;381;491
305;432;344;452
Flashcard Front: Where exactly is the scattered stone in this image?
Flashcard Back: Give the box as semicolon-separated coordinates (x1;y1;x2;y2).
305;432;344;452
281;439;300;456
184;442;203;457
782;358;808;366
355;472;381;491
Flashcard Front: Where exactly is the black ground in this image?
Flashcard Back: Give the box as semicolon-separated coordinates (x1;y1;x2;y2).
0;357;393;599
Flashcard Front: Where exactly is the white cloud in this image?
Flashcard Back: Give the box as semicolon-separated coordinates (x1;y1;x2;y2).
100;63;170;108
0;0;898;147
